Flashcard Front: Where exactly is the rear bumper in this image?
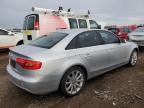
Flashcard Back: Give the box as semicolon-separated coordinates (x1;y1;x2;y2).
7;65;59;95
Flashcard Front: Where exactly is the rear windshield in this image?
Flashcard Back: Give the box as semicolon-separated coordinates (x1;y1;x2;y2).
23;14;37;30
30;32;68;49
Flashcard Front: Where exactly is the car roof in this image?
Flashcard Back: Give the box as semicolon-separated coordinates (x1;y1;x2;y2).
56;29;105;34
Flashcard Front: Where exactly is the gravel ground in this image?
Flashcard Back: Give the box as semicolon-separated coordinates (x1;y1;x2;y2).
0;51;144;108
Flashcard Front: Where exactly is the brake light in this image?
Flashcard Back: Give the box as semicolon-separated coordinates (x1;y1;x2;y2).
34;20;39;30
16;58;42;70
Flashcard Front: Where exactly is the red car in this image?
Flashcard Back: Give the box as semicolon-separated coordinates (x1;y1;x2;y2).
107;27;131;40
128;25;137;31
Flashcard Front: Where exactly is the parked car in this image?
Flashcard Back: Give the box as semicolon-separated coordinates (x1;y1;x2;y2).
107;27;131;40
128;25;137;31
7;29;138;96
128;27;144;47
0;28;23;50
23;7;101;44
137;24;144;28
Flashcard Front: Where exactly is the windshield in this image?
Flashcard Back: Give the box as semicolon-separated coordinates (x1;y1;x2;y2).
30;32;68;49
133;28;144;32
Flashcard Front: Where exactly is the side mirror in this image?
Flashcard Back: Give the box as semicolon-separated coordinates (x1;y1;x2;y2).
98;25;101;29
8;32;14;36
120;38;127;43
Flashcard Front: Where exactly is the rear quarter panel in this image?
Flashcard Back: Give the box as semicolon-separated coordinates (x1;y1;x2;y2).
36;49;88;89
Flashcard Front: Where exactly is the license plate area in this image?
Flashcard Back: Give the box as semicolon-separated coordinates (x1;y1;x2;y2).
27;35;32;40
10;59;16;68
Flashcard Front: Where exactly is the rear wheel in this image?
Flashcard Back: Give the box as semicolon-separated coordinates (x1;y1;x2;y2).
128;50;138;67
60;67;86;97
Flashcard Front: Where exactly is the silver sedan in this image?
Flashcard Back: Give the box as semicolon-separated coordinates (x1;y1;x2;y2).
129;27;144;47
7;29;138;96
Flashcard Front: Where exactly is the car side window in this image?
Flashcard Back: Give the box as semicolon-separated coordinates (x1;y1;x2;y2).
78;19;87;28
108;28;119;34
66;36;78;50
98;31;120;44
66;31;104;50
89;20;98;29
77;31;103;48
0;29;9;35
69;18;78;29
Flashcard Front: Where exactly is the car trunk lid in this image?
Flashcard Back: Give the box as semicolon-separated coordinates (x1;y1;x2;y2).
9;45;48;74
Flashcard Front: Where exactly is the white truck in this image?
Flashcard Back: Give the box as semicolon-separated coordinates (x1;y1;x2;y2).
23;7;101;44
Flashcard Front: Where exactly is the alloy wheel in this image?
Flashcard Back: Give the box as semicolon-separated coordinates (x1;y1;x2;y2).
65;70;84;95
130;51;138;66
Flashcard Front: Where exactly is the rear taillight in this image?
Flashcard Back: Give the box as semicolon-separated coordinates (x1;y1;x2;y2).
16;58;42;70
34;20;39;30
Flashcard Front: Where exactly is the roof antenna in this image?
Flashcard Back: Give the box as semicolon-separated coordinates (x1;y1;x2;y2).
88;10;90;15
58;6;63;12
67;8;71;12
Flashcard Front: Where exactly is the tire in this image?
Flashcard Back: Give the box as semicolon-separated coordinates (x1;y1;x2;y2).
139;46;144;51
16;40;23;46
60;67;86;97
128;50;138;67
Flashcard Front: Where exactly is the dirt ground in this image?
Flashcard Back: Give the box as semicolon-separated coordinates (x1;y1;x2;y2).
0;51;144;108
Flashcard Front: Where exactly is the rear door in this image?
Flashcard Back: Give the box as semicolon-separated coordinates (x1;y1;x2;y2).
74;30;110;76
0;29;16;48
23;14;39;44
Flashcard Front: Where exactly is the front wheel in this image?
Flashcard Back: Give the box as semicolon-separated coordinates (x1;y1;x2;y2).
60;67;86;97
128;50;138;67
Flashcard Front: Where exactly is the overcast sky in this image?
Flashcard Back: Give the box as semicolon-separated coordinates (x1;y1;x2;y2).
0;0;144;29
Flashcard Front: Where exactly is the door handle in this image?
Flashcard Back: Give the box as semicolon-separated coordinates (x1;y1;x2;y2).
86;53;91;56
84;53;91;57
83;53;91;58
